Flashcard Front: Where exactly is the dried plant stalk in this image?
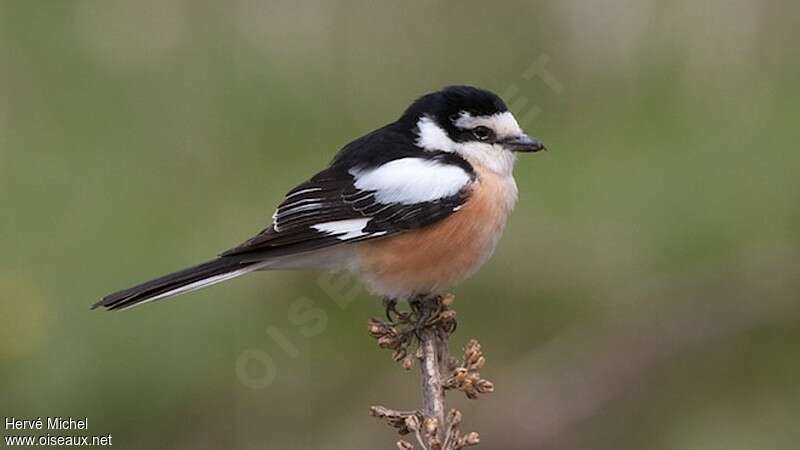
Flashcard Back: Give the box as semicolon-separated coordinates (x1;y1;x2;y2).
418;305;446;434
368;294;493;450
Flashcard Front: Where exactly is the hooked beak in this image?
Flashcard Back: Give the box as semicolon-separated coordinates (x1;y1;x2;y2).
502;134;546;153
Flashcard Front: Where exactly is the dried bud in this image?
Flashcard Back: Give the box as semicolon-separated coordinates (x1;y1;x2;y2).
464;384;478;400
402;356;414;370
447;409;463;426
392;348;407;361
378;335;399;349
476;379;494;394
367;319;385;336
466;349;482;367
423;417;439;436
439;310;457;321
441;293;455;306
463;432;480;446
396;440;413;449
404;415;420;432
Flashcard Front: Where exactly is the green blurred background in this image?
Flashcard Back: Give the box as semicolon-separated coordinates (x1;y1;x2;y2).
2;1;800;449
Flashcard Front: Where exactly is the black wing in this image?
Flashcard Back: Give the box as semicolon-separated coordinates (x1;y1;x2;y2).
220;164;472;259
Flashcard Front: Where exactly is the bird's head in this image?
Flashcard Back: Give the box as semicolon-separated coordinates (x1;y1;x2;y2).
400;85;545;175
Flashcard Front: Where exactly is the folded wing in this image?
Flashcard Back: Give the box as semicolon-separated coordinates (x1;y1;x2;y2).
222;155;475;259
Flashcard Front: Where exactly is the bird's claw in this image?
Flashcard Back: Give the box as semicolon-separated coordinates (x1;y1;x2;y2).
383;297;403;323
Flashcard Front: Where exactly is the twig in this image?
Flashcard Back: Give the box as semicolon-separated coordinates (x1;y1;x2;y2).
368;294;492;449
418;301;446;436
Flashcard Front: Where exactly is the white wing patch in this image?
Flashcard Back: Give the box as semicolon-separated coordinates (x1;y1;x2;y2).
312;218;372;240
350;157;471;205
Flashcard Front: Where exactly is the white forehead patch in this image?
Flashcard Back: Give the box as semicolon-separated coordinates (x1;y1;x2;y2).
350;157;471;205
454;111;522;139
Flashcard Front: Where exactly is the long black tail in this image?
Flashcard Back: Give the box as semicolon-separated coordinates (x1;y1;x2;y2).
93;257;261;311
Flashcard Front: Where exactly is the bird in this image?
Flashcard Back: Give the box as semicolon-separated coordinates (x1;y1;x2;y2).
93;85;545;312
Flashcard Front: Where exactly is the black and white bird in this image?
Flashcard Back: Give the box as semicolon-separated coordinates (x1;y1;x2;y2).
94;86;544;311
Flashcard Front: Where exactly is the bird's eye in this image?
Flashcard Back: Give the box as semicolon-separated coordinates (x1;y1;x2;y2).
472;126;492;141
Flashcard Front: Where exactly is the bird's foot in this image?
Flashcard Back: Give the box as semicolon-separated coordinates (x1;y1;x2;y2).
409;294;458;339
382;297;407;323
369;293;458;370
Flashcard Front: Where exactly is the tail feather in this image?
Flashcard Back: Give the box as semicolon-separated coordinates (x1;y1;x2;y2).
93;258;261;311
